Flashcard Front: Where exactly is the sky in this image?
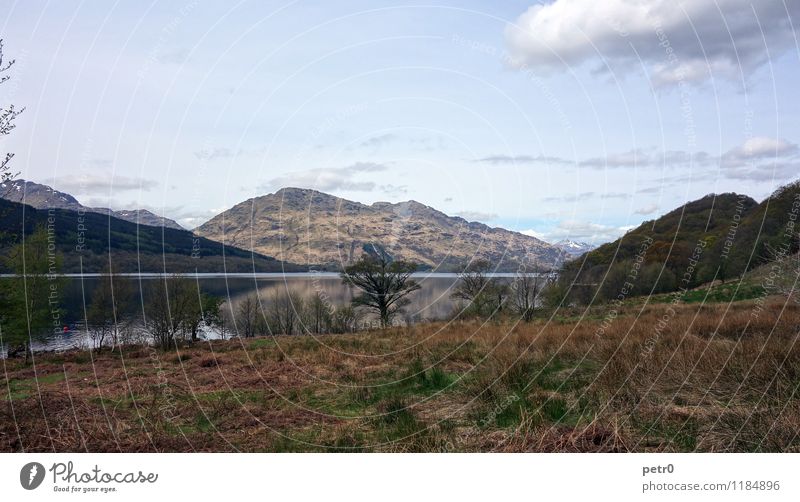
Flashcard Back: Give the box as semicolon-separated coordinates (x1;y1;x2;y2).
1;0;798;243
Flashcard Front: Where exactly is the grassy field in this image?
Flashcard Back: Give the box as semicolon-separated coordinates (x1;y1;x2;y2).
2;296;799;452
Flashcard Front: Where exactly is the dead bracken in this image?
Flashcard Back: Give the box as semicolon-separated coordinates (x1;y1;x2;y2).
2;297;798;453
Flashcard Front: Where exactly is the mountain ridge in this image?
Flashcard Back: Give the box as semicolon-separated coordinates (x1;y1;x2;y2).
194;187;564;271
0;179;184;230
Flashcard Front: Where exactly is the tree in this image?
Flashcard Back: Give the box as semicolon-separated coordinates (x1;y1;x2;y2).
540;274;567;308
510;271;540;322
184;291;223;342
86;266;134;351
330;305;362;334
144;275;194;350
451;259;506;318
0;39;23;186
305;294;333;334
236;294;259;338
341;253;420;328
0;226;63;359
199;293;224;339
268;290;303;335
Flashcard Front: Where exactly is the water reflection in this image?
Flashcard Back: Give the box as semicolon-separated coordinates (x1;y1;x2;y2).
6;273;512;354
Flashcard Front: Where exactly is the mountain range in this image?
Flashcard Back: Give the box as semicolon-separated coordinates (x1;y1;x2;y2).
0;179;184;230
194;187;564;271
0;197;300;273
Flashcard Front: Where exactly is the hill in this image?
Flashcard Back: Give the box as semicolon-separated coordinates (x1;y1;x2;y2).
554;182;800;304
193;187;562;271
0;199;303;273
0;179;184;230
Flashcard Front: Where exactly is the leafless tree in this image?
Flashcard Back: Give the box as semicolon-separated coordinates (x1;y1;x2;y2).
305;294;333;334
236;294;259;338
86;267;134;351
510;271;540;322
451;259;507;317
269;290;304;335
0;39;24;187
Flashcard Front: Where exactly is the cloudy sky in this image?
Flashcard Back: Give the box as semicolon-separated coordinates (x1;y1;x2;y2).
1;0;798;243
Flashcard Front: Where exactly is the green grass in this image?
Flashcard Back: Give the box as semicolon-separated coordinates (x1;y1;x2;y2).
352;359;458;406
375;397;425;442
248;338;277;349
680;283;765;303
3;372;67;401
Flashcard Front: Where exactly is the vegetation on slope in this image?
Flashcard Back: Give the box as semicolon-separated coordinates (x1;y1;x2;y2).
552;182;800;305
0;199;305;273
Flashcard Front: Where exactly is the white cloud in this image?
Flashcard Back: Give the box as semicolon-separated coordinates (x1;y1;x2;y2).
527;220;634;244
580;148;654;168
721;137;798;166
521;229;548;240
506;0;799;86
194;147;234;161
359;134;397;149
194;146;267;161
474;154;572;165
634;203;660;215
53;174;158;193
379;184;408;197
260;162;388;193
454;211;499;222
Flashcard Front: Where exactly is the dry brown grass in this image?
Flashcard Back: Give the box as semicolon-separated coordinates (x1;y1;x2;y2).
2;296;799;452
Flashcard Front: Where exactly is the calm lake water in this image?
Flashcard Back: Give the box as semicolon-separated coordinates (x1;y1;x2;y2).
3;273;537;355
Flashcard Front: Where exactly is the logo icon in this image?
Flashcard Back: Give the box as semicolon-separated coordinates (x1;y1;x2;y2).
20;462;45;490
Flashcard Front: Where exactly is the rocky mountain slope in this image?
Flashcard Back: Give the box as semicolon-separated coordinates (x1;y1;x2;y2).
194;187;563;271
0;179;184;230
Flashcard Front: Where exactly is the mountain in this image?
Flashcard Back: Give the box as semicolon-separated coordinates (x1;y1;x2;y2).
552;183;800;304
0;198;303;273
194;187;563;271
0;179;184;230
554;239;595;257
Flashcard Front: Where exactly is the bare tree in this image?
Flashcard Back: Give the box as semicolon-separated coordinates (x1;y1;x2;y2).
86;266;134;351
268;290;303;335
305;294;332;334
331;304;362;333
236;294;259;338
0;39;23;186
451;259;506;317
510;271;540;322
341;253;420;328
